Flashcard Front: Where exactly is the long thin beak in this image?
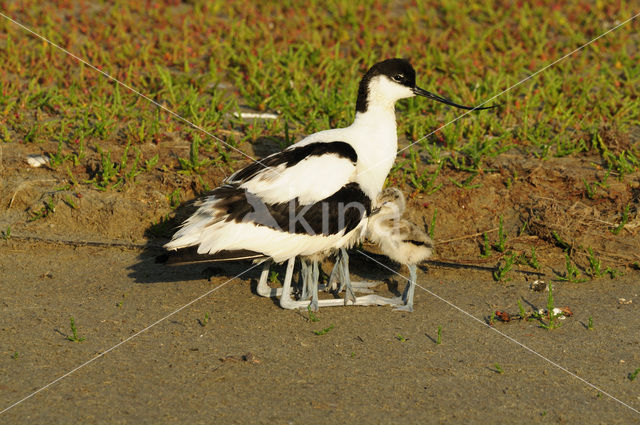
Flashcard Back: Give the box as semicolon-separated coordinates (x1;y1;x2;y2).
413;86;498;110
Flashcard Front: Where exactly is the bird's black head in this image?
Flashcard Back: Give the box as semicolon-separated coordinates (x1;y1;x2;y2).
356;58;498;113
356;58;416;113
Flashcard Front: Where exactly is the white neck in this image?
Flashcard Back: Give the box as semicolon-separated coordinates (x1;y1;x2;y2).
348;106;399;199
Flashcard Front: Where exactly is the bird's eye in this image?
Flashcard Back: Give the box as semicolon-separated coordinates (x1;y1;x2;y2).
392;74;404;82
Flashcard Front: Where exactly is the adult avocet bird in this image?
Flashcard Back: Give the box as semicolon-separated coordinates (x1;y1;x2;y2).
163;58;491;309
366;187;434;311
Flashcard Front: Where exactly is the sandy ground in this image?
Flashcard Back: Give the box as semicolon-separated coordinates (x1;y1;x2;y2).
1;239;640;424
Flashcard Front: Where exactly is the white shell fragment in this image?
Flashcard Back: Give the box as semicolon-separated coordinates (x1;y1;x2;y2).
233;112;279;120
537;307;568;320
26;154;50;168
618;298;633;305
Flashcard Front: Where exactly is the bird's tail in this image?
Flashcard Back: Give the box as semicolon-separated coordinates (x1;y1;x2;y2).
156;246;267;266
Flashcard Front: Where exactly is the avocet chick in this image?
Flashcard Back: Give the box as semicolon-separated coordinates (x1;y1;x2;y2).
367;188;434;311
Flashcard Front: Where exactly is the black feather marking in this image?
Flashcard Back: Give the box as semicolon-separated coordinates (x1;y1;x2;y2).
229;141;357;183
402;239;433;248
158;246;266;265
356;58;416;113
208;182;371;236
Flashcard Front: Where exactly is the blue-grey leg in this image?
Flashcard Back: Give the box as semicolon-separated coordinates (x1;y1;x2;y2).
279;254;403;310
334;249;376;296
337;249;357;304
257;259;282;298
309;261;319;311
394;264;416;312
279;258;299;310
300;259;311;301
328;254;341;291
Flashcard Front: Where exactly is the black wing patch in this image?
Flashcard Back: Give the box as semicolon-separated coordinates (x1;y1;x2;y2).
229;141;357;183
210;182;371;236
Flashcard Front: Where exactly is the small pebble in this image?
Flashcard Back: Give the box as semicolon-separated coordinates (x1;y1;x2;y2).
530;280;547;292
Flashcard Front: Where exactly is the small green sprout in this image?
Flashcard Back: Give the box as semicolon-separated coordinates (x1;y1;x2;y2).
493;253;517;282
429;208;437;239
611;204;630;235
436;326;442;345
556;253;586;283
494;216;507;253
480;232;492;258
494;363;504;374
396;334;407;342
587;316;593;330
198;312;210;327
628;367;640;381
528;246;540;270
66;317;85;342
168;189;181;208
517;300;527;320
307;305;319;322
314;324;334;335
535;283;562;330
269;271;280;285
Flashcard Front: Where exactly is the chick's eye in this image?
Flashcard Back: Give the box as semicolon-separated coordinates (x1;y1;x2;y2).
392;74;404;82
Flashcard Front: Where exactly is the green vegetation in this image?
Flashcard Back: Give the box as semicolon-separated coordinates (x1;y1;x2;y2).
493;216;507;253
533;283;562;330
585;247;620;278
555;253;586;283
480;232;492;258
268;271;280;285
66;317;85;342
0;0;636;202
28;196;56;222
527;246;541;270
611;204;630;235
198;312;210;327
314;324;334;336
307;305;320;323
429;208;437;240
493;252;517;282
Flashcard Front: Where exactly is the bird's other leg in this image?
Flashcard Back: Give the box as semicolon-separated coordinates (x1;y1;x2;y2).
309;261;319;312
327;254;341;292
394;265;416;312
338;249;357;304
328;249;375;294
279;258;300;310
257;259;282;297
299;258;311;301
